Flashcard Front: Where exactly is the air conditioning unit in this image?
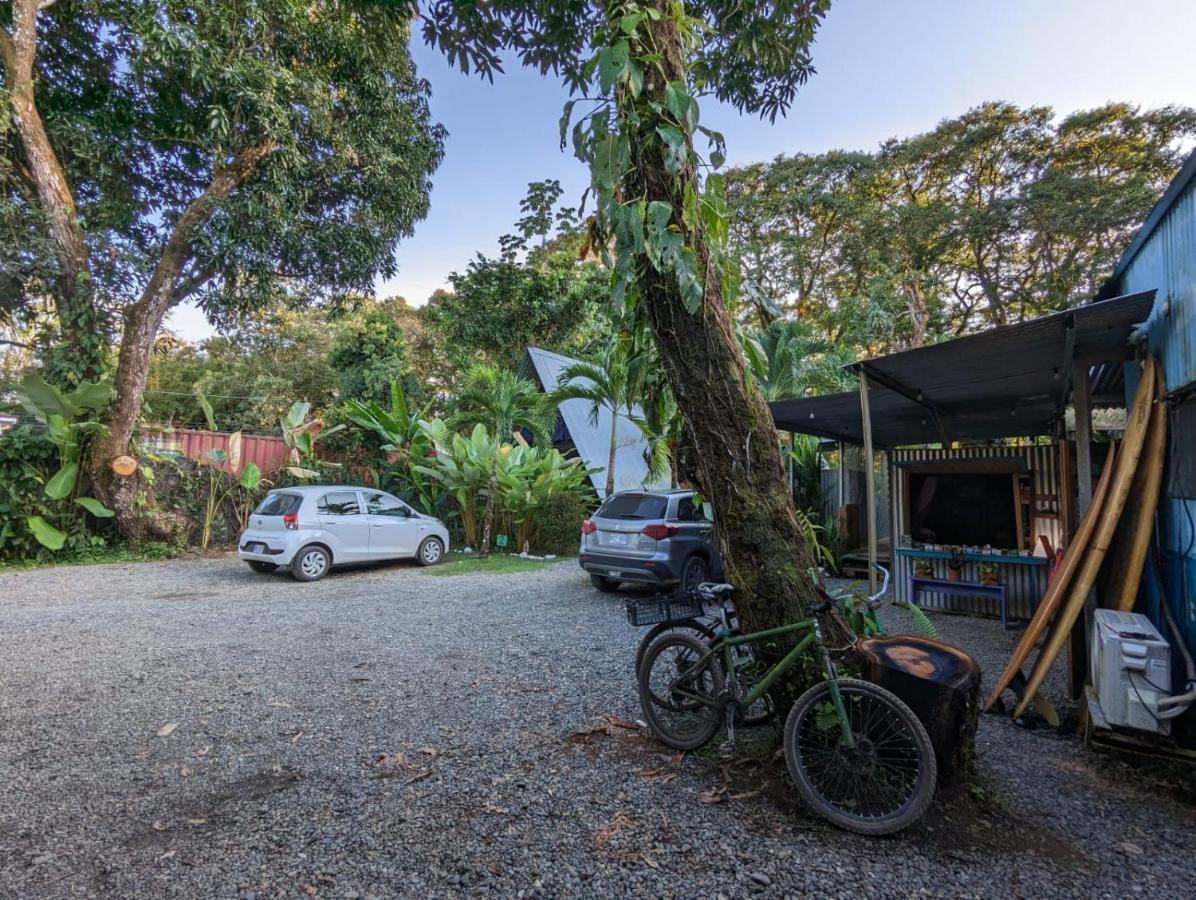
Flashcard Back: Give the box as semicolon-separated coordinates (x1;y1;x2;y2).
1091;609;1171;735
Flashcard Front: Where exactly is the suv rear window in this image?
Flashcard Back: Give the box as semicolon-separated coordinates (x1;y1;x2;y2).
597;493;668;520
254;493;300;516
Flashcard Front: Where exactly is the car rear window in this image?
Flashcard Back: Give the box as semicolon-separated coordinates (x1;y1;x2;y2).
254;493;300;516
597;493;668;520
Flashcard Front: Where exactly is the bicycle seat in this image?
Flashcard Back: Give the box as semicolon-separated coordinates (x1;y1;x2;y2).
696;582;736;601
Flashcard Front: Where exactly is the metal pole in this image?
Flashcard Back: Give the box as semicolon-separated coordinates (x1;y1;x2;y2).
859;370;878;593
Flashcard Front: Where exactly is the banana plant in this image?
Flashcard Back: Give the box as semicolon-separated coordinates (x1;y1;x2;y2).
279;400;344;480
497;439;592;552
411;420;496;550
200;431;266;549
13;373;115;550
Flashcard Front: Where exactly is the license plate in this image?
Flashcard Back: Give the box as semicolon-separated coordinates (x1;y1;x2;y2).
245;542;264;554
606;533;628;545
609;571;622;578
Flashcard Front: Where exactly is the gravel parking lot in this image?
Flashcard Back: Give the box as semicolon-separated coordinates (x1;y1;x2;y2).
2;557;1195;898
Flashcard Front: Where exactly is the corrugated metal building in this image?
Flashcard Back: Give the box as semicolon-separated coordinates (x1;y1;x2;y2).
1099;148;1196;668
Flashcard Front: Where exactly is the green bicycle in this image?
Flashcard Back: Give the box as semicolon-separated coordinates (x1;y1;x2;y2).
634;571;937;835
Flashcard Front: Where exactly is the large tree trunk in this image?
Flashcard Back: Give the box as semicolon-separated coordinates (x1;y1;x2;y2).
1;1;105;381
88;143;276;542
623;7;820;633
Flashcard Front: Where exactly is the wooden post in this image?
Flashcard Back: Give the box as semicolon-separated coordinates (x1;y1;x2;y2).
1069;363;1094;698
860;370;878;593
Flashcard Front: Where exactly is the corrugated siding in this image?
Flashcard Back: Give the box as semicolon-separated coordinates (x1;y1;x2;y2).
890;444;1060;621
1115;172;1196;666
141;429;291;476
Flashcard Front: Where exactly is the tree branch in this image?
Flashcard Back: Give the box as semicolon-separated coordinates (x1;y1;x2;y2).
0;338;32;348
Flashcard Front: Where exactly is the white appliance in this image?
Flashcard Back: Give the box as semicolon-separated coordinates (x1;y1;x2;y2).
1091;609;1172;735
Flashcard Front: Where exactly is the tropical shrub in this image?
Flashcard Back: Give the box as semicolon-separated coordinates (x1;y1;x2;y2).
497;439;593;553
412;420;495;550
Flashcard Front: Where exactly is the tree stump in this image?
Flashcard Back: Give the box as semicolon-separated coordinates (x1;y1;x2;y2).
855;636;981;784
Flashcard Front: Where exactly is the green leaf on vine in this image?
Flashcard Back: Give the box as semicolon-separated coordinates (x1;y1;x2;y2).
655;124;687;175
619;12;643;34
597;40;629;94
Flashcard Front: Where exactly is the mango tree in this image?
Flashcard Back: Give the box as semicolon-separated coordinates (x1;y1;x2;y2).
2;0;444;542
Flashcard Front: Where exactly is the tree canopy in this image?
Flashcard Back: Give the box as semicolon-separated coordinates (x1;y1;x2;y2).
727;101;1196;352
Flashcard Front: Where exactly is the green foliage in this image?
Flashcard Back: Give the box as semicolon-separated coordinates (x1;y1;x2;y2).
425;178;609;375
9;373;114;549
726;102;1196;354
327;301;421;406
786;433;824;520
145;307;342;431
5;0;446;349
0;425;106;561
498;439;594;552
279;401;344;481
412;421;498;550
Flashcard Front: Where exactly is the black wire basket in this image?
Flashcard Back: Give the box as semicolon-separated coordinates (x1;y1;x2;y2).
624;590;706;627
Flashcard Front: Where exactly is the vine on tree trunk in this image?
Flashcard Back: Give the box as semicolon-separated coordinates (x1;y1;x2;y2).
562;1;822;634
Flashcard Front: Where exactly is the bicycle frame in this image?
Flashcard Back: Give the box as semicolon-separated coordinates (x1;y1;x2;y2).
663;617;856;745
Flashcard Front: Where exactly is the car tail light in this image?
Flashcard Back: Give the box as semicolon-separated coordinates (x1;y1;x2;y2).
283;512;299;530
641;523;679;541
581;519;597;535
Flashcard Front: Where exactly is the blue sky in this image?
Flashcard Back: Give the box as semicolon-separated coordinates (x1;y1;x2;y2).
168;0;1196;340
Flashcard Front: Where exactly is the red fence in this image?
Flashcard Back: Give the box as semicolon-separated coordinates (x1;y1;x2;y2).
141;428;291;476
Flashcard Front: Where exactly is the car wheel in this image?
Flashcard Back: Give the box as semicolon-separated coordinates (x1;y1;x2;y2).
590;574;620;593
681;555;710;592
247;561;276;574
291;545;331;582
416;537;444;566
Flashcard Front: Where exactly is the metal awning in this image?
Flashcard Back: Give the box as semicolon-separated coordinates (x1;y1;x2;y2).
770;290;1156;448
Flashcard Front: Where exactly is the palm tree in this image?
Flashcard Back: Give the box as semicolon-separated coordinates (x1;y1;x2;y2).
635;388;683;489
449;365;552;557
550;344;638;499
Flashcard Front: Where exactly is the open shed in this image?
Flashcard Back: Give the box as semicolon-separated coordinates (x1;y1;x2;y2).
770;290;1156;625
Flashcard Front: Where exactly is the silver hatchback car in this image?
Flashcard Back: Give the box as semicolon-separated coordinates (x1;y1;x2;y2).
238;485;450;581
578;489;723;593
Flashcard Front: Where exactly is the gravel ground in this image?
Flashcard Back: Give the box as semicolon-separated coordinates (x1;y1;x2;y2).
2;557;1194;899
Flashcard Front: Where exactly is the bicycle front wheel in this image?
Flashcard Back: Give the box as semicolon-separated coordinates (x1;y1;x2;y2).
784;678;936;835
638;631;724;751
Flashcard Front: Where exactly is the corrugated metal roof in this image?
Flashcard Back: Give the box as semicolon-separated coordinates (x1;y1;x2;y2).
770;290;1155;447
521;346;671;498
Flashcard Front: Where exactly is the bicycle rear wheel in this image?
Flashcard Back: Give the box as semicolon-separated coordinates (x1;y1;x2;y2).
634;618;716;676
783;678;936;835
638;632;724;751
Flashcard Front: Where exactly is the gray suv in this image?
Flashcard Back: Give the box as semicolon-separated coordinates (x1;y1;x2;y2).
579;489;723;593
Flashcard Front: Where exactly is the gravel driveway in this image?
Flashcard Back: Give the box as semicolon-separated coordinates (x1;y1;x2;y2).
2;557;1194;898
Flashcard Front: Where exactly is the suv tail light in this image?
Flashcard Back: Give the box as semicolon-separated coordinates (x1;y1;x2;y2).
581;519;597;535
283;512;299;530
641;523;679;541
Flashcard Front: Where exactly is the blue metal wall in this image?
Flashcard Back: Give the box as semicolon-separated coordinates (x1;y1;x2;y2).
1112;163;1196;673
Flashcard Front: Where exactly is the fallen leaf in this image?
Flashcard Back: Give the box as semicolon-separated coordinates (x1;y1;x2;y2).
567;726;610;744
405;769;433;785
418;747;442;758
1119;841;1144;856
187;818;207;826
151;820;169;832
157;850;176;862
302;885;317;896
179;767;191;777
599;714;639;730
291;730;304;744
157;723;178;737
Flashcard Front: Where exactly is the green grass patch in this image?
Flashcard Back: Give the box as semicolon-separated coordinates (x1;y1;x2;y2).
425;552;567;577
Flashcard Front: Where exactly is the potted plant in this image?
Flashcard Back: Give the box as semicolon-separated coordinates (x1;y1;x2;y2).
947;549;965;582
979;562;1001;586
912;557;934;578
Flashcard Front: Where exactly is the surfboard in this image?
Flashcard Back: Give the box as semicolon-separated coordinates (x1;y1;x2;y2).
982;440;1118;712
1013;357;1157;718
1108;361;1167;612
